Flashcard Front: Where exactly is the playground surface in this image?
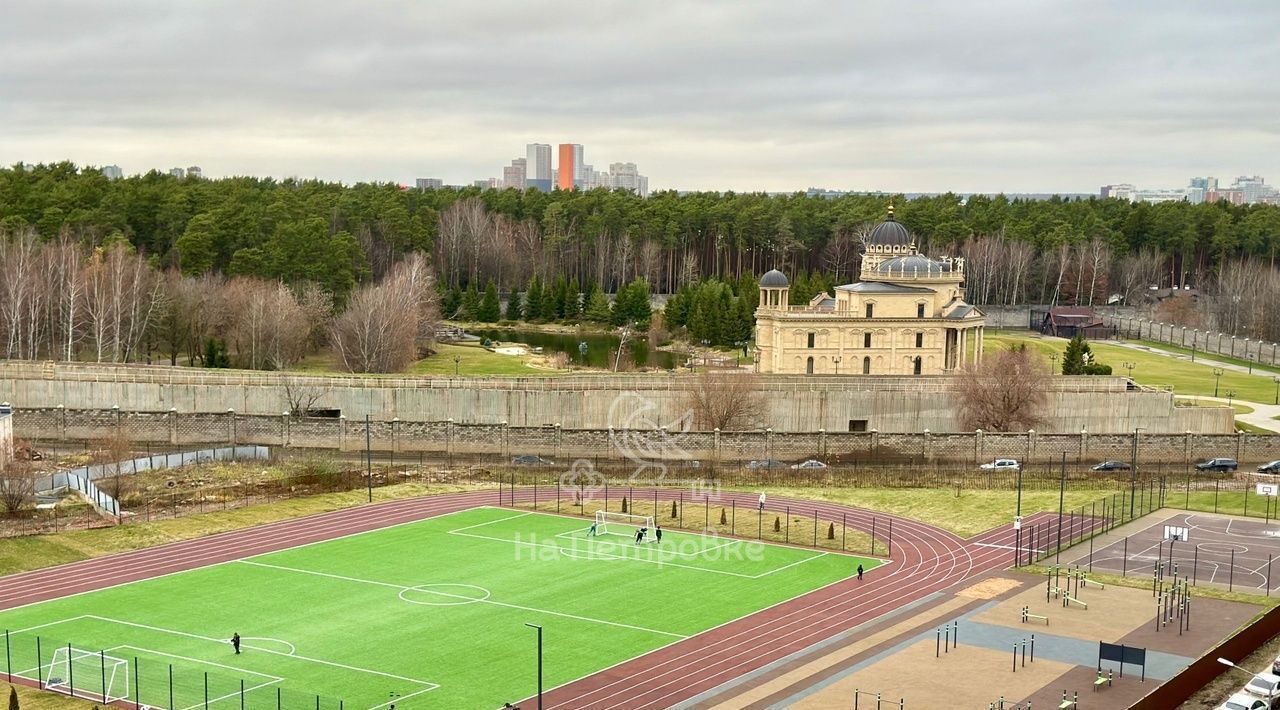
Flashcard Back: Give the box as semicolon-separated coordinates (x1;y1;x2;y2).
1070;510;1280;593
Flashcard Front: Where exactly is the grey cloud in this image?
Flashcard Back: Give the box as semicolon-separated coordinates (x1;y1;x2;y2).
2;0;1278;192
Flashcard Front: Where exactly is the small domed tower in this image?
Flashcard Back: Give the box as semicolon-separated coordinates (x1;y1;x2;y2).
758;269;790;311
860;205;915;272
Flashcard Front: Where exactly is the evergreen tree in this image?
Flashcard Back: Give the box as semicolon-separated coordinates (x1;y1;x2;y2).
459;283;481;321
478;280;501;322
664;286;690;329
565;277;582;319
1062;332;1088;375
540;277;560;321
505;290;523;321
584;288;612;323
442;286;463;320
202;338;230;368
525;277;544;322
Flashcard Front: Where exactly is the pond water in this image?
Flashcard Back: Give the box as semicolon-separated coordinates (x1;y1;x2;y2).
468;328;680;370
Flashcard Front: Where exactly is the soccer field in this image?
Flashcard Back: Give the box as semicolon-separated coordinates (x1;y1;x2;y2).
0;507;879;708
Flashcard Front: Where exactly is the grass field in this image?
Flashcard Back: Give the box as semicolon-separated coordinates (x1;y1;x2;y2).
986;333;1280;403
0;507;875;708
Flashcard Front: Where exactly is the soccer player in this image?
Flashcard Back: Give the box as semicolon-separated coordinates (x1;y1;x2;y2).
588;520;598;536
857;564;864;580
231;633;241;654
635;527;646;544
654;525;663;544
758;492;766;511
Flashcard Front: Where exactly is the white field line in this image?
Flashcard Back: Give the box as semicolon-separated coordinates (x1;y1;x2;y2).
240;560;689;640
551;530;745;558
751;552;830;578
84;615;439;690
108;644;282;681
444;511;533;534
8;614;92;635
183;677;280;710
448;529;762;579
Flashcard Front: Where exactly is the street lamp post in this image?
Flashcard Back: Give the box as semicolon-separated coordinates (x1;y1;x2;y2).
1049;352;1059;374
525;623;544;710
1226;390;1236;409
1213;368;1224;398
1129;427;1144;518
832;356;842;375
1123;361;1135;380
453;355;461;376
1274;376;1279;406
365;414;373;503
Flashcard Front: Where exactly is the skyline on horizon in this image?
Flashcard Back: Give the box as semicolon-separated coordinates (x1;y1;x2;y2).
4;2;1278;194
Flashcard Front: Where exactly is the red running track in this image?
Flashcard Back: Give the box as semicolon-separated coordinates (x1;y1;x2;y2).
0;488;1030;709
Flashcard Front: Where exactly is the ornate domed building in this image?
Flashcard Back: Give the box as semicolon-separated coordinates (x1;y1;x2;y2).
755;207;986;375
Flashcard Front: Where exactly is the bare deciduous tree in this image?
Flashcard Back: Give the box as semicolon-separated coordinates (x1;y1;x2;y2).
91;428;135;503
331;254;439;373
952;346;1050;432
282;379;331;418
0;455;36;514
683;372;767;431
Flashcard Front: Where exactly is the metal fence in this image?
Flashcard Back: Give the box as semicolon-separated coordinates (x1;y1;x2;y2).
1;631;346;710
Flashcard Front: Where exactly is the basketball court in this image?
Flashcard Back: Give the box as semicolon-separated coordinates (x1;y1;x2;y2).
1070;506;1280;593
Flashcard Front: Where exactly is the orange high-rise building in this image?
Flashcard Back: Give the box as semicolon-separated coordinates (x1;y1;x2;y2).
557;143;580;190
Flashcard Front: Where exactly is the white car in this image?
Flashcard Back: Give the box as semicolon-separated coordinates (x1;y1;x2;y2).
791;459;828;470
1244;673;1280;704
1219;691;1269;710
980;459;1021;471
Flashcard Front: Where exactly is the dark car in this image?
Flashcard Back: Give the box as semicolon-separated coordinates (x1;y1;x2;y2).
1195;457;1238;472
512;455;554;466
1259;460;1280;474
746;459;787;470
1091;461;1132;472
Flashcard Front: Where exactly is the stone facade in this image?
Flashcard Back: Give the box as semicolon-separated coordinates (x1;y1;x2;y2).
755;209;985;376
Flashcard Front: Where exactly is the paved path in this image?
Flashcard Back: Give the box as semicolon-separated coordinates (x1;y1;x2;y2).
1109;341;1280;432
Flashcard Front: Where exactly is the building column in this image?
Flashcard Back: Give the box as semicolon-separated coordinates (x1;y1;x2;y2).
960;328;967;365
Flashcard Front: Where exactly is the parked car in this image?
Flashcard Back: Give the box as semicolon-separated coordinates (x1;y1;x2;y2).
791;459;828;470
1091;460;1132;472
1273;653;1280;675
1259;461;1280;474
1195;458;1239;472
746;459;788;470
511;455;554;466
1244;673;1280;705
1218;691;1270;710
980;459;1021;471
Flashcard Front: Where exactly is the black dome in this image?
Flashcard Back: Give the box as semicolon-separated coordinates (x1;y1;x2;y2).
868;211;912;247
759;269;789;287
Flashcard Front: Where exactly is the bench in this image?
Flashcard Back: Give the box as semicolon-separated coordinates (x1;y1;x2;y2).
1062;594;1088;610
1094;669;1113;690
1021;606;1049;625
1058;691;1079;709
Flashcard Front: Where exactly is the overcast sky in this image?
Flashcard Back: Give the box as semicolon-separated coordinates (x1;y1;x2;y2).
3;1;1278;193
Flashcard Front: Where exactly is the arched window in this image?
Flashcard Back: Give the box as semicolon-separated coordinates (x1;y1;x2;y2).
806;357;814;375
862;356;871;374
913;356;922;375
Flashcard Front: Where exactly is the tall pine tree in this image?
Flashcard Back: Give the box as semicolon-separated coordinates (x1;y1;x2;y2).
525;277;544;322
505;290;523;321
478;280;501;322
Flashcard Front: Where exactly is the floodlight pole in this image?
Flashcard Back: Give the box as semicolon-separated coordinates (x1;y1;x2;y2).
1129;428;1143;518
1055;452;1066;562
525;623;544;710
365;414;373;503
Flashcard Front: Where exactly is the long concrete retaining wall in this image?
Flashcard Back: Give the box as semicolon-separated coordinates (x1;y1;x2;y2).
1111;315;1280;366
11;408;1271;465
0;363;1229;434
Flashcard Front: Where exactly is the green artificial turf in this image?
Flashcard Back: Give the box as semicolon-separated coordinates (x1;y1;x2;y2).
0;508;874;708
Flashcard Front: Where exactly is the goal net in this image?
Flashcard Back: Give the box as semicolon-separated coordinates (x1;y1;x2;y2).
45;646;129;703
594;510;655;537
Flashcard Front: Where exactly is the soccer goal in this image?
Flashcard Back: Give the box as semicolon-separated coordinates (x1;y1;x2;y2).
45;646;129;703
594;511;655;537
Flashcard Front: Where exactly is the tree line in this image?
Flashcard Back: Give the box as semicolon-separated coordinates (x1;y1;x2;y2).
6;162;1280;305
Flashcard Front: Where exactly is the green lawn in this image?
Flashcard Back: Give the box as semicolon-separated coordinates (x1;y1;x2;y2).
986;333;1280;404
406;342;560;376
0;508;873;708
1175;397;1255;415
1134;339;1280;377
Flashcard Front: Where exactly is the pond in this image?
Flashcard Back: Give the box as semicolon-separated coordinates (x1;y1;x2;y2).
467;328;680;370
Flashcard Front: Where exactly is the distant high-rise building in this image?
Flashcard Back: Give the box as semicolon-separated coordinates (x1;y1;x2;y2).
1233;175;1269;204
557;144;582;190
525;143;552;181
1189;176;1218;191
503;158;527;190
1186;187;1206;204
1100;183;1134;201
169;167;185;179
186;166;202;179
609;162;649;197
100;165;123;180
416;178;444;190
